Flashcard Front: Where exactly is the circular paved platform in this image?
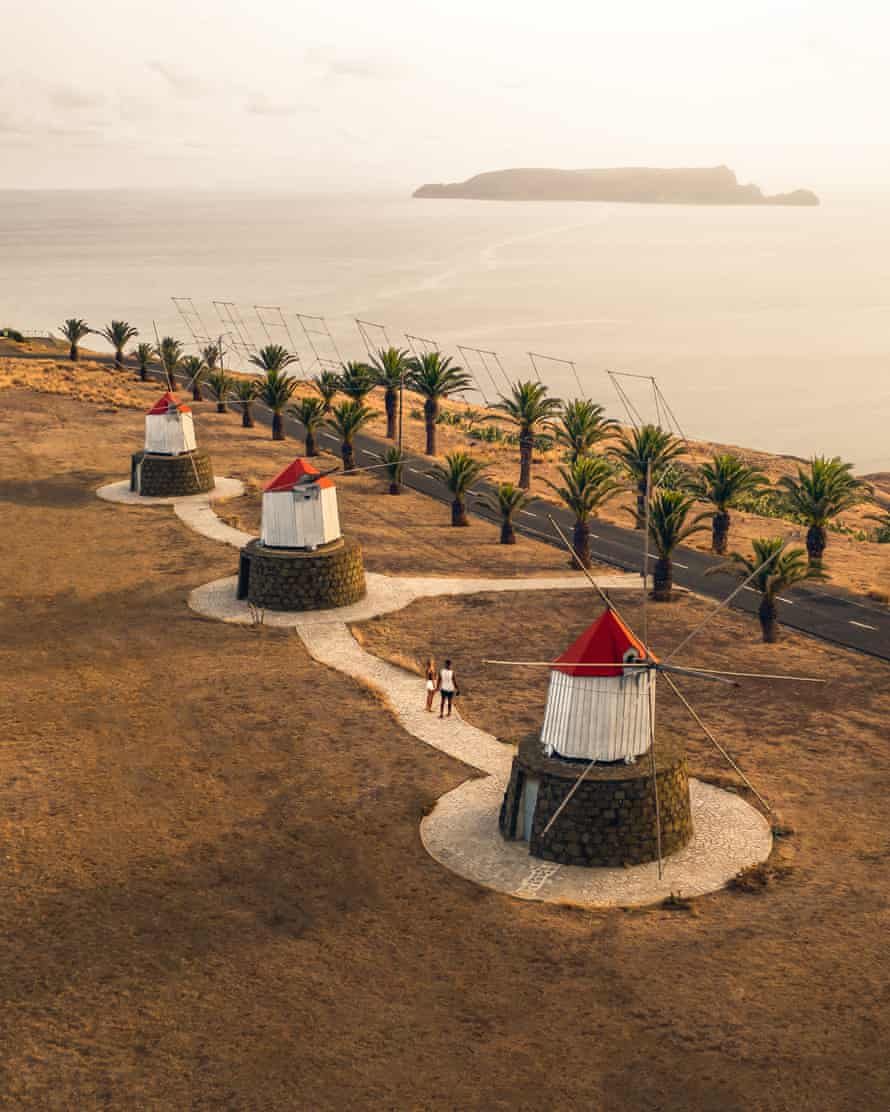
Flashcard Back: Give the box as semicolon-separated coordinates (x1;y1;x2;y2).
96;477;244;506
421;775;772;907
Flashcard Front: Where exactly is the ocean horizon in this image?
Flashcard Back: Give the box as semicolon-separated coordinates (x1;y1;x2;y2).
3;187;888;471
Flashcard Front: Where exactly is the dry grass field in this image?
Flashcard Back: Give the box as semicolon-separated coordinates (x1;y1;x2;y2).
1;375;889;1109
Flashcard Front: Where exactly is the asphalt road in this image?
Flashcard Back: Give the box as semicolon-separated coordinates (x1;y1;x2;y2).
162;369;890;663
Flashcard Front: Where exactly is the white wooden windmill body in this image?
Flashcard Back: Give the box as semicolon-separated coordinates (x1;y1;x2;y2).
144;392;197;455
540;608;655;763
261;458;341;550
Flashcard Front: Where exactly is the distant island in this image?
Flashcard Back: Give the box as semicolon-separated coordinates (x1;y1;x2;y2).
413;166;819;206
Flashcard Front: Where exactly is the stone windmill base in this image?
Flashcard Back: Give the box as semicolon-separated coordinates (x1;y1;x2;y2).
131;451;215;497
237;536;366;612
500;731;693;868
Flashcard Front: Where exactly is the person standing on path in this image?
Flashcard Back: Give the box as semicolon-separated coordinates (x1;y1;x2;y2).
424;658;436;712
438;659;459;719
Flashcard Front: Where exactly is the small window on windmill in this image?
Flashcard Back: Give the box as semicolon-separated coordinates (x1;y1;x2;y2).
622;647;640;676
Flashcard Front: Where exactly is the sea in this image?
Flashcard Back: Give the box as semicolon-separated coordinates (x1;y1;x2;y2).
2;187;889;472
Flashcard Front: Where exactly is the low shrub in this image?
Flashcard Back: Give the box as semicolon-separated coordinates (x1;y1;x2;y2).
1;327;25;342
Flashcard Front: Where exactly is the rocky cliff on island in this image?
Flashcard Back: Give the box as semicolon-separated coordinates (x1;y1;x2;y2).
413;166;819;206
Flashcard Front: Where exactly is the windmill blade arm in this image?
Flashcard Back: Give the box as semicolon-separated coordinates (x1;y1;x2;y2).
661;665;824;684
655;664;738;687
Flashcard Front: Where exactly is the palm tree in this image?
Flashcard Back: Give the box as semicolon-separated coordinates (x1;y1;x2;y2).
327;400;374;471
489;380;562;490
155;336;183;390
370;347;411;439
692;453;766;555
312;371;339;412
249;346;299;439
256;369;298;440
338;360;376;402
379;446;405;494
231;377;260;428
180;355;206;402
289;395;327;455
60;318;91;362
556;398;617;463
611;424;686;529
484;482;532;545
716;537;826;642
134;342;155;382
100;320;139;368
544;455;622;568
206;369;234;413
431;452;488;526
778;456;869;567
202;343;220;372
646;490;709;601
406;352;473;456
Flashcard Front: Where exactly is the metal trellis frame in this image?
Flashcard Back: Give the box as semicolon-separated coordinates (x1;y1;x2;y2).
296;313;342;376
355;318;392;359
254;305;300;355
605;370;687;442
171;298;212;348
528;351;585;397
211;301;258;363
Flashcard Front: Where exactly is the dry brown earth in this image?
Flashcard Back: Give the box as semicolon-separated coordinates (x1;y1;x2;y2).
1;382;889;1109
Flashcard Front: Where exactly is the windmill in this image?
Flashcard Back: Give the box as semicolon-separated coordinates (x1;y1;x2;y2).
493;490;819;878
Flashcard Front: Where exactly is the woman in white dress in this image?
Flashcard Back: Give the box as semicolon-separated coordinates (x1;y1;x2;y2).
424;658;436;713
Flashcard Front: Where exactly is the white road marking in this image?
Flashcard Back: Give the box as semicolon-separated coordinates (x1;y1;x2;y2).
778;597;794;605
360;450;375;458
407;467;423;474
850;620;878;631
646;553;688;569
518;510;537;518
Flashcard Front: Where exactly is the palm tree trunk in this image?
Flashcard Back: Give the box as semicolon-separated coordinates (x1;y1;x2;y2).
389;479;400;495
572;519;591;568
70;344;78;362
305;428;317;454
385;388;397;439
342;441;355;471
424;399;438;455
635;479;646;529
192;384;203;402
272;412;284;441
500;518;516;545
518;431;533;490
115;350;123;369
806;524;826;566
712;510;730;555
242;404;254;429
138;365;147;382
653;556;672;601
216;400;227;414
451;497;468;526
759;596;778;643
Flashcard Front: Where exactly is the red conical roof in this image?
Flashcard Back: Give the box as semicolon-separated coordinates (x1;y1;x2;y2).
147;391;190;415
554;608;654;677
264;457;334;492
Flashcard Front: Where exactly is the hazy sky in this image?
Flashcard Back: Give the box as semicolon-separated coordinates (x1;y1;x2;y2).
2;0;888;191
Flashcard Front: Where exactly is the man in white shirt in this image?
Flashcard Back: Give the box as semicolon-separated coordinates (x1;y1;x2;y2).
437;659;459;719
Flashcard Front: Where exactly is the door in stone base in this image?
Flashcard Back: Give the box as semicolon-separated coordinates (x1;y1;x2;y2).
517;776;539;841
